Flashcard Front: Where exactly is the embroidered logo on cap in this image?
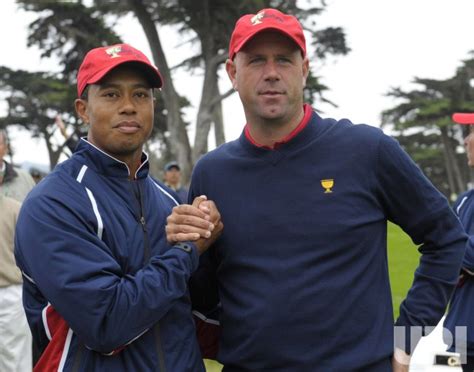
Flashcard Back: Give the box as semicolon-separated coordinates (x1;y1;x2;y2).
251;10;265;25
106;45;122;58
321;179;334;193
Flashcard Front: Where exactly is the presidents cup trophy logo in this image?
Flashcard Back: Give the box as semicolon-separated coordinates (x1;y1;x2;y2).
321;179;334;193
106;45;122;58
251;11;265;25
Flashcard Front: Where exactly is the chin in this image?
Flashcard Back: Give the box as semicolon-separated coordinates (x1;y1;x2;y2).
260;109;286;121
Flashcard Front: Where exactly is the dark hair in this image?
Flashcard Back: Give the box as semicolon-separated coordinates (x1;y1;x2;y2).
80;86;89;101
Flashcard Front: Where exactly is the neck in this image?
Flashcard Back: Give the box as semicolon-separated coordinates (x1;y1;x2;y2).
117;153;143;180
166;182;180;189
126;160;141;180
246;107;305;147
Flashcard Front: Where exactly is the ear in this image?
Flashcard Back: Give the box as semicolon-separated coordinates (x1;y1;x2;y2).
225;58;238;91
74;99;90;125
302;57;310;88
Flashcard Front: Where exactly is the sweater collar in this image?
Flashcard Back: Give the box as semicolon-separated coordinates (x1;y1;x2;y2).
244;104;313;150
240;105;321;154
74;138;149;179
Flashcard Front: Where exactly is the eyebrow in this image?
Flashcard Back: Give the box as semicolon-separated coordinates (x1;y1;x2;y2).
97;82;152;90
243;50;298;58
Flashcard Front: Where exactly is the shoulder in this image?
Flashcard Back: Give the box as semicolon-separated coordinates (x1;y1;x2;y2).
316;113;387;153
23;162;89;209
12;166;35;184
1;196;21;212
314;112;384;138
338;118;384;139
194;139;240;170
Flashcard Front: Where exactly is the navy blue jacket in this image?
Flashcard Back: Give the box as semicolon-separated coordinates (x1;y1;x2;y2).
189;109;466;371
444;190;474;355
15;140;204;371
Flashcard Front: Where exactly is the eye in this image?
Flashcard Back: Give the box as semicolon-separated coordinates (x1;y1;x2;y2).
134;90;150;98
277;56;292;64
249;56;265;64
101;91;119;98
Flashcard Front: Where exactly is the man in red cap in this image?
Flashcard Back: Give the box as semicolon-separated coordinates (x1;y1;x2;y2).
444;113;474;371
166;8;467;372
14;43;221;371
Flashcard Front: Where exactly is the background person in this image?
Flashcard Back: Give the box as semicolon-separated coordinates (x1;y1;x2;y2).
0;194;32;372
0;128;35;367
166;8;467;372
0;129;36;201
15;43;220;371
444;112;474;371
163;161;188;203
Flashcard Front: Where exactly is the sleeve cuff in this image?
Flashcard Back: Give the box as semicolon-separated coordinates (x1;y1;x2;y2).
172;241;199;272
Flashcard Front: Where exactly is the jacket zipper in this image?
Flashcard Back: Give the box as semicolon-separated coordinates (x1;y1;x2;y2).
136;181;167;372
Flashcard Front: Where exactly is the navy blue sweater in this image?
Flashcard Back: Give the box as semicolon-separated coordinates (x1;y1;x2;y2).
189;110;466;371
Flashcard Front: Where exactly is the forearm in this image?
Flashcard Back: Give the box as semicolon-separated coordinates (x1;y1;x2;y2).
395;210;466;352
16;214;199;353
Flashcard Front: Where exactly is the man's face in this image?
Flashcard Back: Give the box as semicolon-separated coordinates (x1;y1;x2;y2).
464;125;474;167
164;167;181;186
75;65;154;164
226;31;309;127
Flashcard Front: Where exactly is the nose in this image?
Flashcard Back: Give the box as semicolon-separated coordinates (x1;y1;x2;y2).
119;94;137;115
263;60;280;82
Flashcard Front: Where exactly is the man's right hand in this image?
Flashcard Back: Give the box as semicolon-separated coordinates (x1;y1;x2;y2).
166;196;223;255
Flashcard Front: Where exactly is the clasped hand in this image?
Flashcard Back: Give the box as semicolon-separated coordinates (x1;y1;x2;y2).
166;196;223;255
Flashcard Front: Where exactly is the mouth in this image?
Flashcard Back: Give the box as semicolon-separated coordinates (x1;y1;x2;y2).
114;121;141;134
259;90;284;96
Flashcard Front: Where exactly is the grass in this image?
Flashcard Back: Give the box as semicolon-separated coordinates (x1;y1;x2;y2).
387;222;421;318
203;222;420;371
204;359;223;372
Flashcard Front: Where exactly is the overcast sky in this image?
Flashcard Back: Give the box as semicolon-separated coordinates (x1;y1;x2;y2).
1;0;474;167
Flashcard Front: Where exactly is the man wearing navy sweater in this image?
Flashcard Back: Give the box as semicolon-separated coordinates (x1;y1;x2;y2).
166;8;467;372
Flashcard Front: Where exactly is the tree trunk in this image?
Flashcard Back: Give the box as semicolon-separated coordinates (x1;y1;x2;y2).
213;85;226;146
42;129;61;170
193;59;219;162
440;127;464;197
128;0;192;183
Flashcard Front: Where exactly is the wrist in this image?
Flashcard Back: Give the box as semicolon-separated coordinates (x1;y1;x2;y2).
393;347;411;365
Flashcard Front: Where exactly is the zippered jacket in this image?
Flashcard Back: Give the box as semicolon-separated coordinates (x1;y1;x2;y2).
444;190;474;356
15;139;204;372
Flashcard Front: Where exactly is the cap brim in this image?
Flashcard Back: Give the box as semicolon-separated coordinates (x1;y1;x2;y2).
452;113;474;125
232;27;304;59
88;61;163;90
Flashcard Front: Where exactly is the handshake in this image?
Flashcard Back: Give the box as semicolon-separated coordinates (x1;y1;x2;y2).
166;195;223;255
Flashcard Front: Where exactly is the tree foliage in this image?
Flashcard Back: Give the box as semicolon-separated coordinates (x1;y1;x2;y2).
2;0;349;180
0;66;75;167
382;56;474;198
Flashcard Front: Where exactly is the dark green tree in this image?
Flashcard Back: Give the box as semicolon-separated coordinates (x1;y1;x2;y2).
3;0;349;180
382;56;474;198
0;67;75;168
1;0;169;169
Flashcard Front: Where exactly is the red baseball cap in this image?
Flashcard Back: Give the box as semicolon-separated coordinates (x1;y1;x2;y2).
452;113;474;125
228;8;306;60
77;43;163;97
